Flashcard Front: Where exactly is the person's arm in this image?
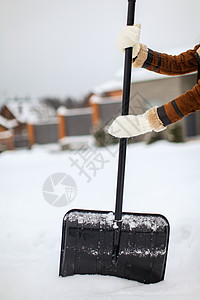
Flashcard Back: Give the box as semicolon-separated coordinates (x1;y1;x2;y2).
154;79;200;127
116;25;200;75
108;80;200;138
110;26;200;137
133;44;199;76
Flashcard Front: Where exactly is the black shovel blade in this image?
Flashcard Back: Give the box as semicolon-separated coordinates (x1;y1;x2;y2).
59;209;169;284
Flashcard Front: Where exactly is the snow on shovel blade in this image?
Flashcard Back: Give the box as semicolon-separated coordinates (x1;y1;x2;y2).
59;209;169;284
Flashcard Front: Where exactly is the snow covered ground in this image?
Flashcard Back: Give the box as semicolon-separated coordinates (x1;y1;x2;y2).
0;140;200;300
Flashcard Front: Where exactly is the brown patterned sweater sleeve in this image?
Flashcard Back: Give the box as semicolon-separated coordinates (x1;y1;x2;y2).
133;44;200;127
157;79;200;127
133;44;199;75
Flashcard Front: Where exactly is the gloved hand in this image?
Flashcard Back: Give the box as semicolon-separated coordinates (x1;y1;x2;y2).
116;24;141;58
108;112;152;138
108;106;167;138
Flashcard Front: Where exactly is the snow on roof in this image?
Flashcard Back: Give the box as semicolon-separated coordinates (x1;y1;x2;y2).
89;94;121;104
92;79;122;95
92;45;196;94
5;100;56;123
0;115;18;129
57;106;92;116
57;106;68;115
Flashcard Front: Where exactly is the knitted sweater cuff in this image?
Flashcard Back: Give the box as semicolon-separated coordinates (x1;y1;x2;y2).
146;107;166;132
132;44;148;68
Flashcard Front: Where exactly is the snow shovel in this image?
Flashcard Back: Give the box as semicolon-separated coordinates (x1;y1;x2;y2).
59;0;169;284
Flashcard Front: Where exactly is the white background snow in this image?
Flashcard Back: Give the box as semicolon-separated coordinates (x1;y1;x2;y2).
1;140;200;299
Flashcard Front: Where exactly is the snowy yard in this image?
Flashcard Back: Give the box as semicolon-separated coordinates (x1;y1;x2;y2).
0;140;200;300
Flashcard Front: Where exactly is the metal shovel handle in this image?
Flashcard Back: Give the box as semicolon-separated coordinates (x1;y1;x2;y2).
115;0;136;221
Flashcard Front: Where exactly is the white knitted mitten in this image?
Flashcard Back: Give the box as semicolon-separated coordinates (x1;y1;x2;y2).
108;112;152;138
116;24;141;58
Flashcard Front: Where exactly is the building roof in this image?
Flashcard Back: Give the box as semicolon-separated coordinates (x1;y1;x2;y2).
3;99;56;124
57;106;92;116
89;94;121;104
